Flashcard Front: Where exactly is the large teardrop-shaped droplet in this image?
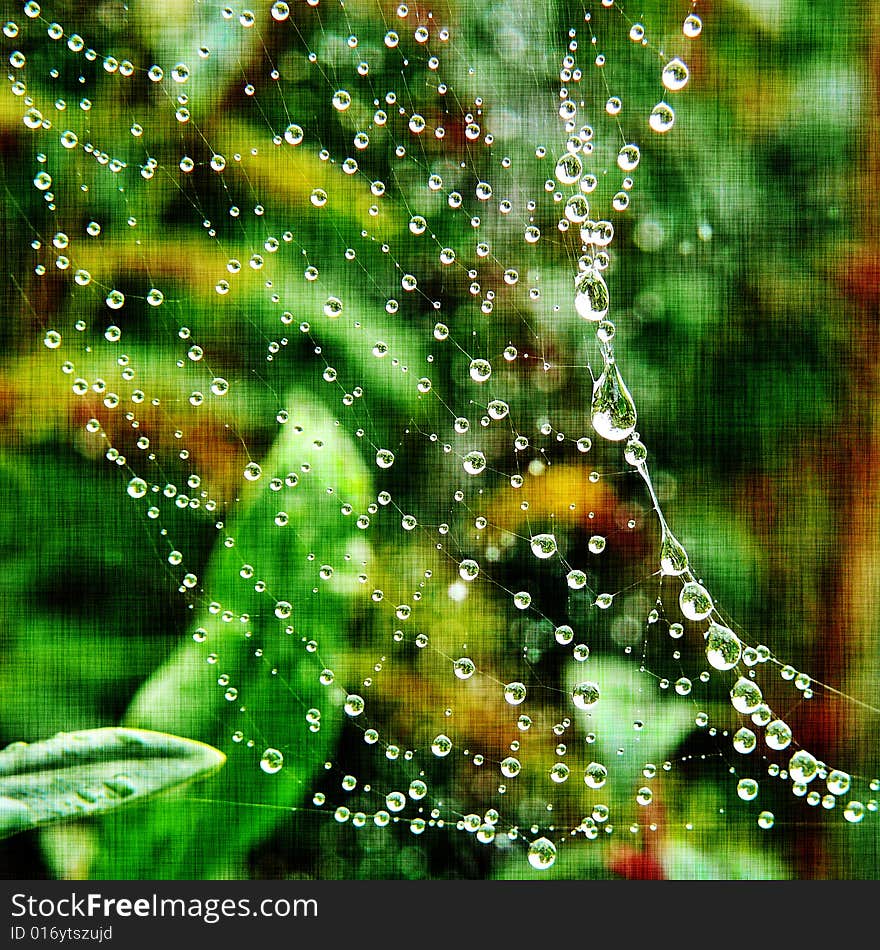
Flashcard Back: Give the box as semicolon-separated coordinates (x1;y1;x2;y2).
574;268;609;322
705;621;742;671
591;359;637;441
679;580;713;621
659;525;689;576
730;676;763;714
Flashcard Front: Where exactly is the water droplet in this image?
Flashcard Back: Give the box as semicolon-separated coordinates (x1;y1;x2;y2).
555;152;583;184
459;559;479;581
344;694;365;716
737;778;759;801
504;682;527;705
649;101;675;133
733;727;757;754
764;719;792;751
617;144;640;171
623;439;648;468
566;571;587;590
332;89;352;111
463;450;487;475
469;358;492;382
659;525;689;575
584;762;607;789
530;533;557;559
827;770;851;796
431;734;452;757
487;399;509;419
554;624;574;645
683;14;702;38
679;581;713;621
284;123;303;145
662;57;689;92
730;677;763;714
243;461;262;481
572;681;600;710
789;750;819;784
127;477;147;499
527;836;557;870
705;622;742;671
454;657;476;680
591;359;637;442
260;748;283;774
106;289;125;310
104;775;136;798
574;268;609;321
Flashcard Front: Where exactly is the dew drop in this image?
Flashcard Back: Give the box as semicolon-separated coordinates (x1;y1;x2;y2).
527;836;557;871
503;682;527;705
659;526;689;576
584;762;607;789
649;101;675;133
662;58;689;92
683;14;702;38
431;734;452;757
737;778;759;801
469;358;492;382
555;152;583;184
459;559;479;581
572;681;600;710
765;719;793;751
530;533;557;559
127;477;147;499
705;621;742;671
463;450;487;475
591;359;637;441
730;677;763;714
574;268;609;322
284;123;304;145
260;748;283;774
679;581;713;621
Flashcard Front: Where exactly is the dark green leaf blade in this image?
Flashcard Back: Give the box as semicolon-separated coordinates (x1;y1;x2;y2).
83;397;373;879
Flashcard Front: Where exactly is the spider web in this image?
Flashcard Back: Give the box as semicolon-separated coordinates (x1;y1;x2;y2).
1;0;878;880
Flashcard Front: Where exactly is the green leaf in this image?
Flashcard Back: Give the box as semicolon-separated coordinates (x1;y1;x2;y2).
83;395;373;879
0;728;224;839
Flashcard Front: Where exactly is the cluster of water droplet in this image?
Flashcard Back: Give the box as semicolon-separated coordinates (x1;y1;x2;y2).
5;0;875;877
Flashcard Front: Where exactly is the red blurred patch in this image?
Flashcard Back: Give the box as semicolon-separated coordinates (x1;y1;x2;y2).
607;845;665;881
837;249;880;307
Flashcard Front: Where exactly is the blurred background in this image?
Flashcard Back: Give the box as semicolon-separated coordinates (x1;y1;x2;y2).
0;0;877;879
